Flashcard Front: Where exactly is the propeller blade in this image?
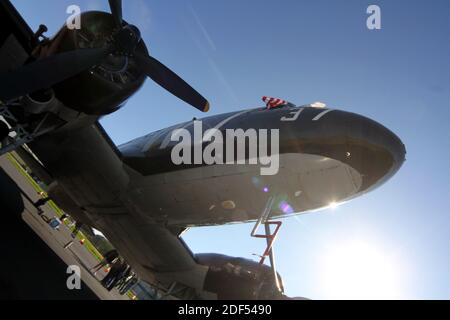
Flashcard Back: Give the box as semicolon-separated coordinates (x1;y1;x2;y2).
134;52;209;112
0;47;110;102
108;0;123;28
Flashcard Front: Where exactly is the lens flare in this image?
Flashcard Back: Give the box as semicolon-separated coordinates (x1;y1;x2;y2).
328;201;338;210
279;201;294;214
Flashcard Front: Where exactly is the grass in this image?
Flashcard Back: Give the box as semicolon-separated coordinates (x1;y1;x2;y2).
7;152;138;299
7;153;104;262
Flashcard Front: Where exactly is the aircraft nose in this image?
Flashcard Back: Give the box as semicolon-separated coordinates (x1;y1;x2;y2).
284;108;406;193
339;110;406;191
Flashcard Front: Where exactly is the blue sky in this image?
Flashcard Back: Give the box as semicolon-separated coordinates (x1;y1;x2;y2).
12;0;450;299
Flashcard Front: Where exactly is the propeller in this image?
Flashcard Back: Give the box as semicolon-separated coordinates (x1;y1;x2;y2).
0;0;210;113
108;0;123;28
134;52;209;112
0;47;111;102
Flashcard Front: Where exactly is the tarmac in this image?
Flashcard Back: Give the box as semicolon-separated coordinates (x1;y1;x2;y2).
0;154;129;300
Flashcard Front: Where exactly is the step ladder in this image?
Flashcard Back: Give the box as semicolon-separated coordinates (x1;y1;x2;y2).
251;196;283;292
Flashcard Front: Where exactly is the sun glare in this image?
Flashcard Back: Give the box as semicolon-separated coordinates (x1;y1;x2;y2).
318;241;403;299
328;201;339;210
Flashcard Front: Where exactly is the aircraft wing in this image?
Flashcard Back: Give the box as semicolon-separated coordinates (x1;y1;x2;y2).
0;1;204;295
24;121;209;297
0;0;37;74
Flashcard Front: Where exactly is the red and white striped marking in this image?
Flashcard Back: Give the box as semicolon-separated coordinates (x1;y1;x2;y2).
262;96;288;109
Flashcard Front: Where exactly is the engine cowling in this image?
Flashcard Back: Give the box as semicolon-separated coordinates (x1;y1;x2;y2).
39;11;147;115
196;253;285;300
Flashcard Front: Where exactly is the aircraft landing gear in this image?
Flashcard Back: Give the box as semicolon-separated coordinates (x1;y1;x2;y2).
0;102;60;157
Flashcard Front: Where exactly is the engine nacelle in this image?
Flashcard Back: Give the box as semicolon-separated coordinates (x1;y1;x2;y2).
196;253;284;300
38;11;148;115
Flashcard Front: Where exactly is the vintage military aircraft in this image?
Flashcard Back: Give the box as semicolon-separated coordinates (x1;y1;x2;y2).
0;0;406;299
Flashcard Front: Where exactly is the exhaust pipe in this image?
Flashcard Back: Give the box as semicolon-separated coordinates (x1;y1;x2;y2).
23;88;58;114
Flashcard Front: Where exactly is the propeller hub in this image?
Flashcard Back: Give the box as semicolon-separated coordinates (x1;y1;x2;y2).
112;25;141;56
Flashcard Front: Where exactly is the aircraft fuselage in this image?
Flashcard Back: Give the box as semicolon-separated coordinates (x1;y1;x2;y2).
118;105;406;227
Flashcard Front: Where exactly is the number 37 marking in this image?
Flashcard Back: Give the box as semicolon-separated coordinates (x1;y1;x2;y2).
280;108;333;122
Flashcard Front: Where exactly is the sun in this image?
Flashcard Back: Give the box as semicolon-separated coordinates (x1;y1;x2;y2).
318;240;403;299
328;201;339;210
